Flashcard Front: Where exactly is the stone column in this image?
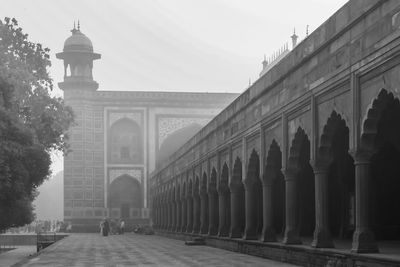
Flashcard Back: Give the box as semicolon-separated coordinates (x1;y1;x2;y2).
208;189;218;235
192;195;200;233
186;197;193;233
312;167;333;248
243;182;257;240
351;154;379;253
217;189;229;236
261;171;276;242
229;187;243;238
283;171;301;244
175;200;181;232
200;192;209;234
181;198;187;232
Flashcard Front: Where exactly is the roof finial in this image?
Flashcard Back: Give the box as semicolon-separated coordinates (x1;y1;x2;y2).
78;20;80;31
306;25;309;36
73;21;76;30
291;27;298;49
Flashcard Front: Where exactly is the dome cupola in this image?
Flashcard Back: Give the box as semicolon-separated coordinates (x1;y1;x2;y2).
56;22;101;91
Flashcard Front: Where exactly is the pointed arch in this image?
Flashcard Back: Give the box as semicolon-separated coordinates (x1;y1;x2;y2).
318;111;354;240
286;127;315;239
264;139;285;238
361;89;400;240
218;163;231;236
229;157;245;238
244;149;263;239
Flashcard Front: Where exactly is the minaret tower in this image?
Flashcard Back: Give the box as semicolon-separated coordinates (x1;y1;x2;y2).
56;22;101;91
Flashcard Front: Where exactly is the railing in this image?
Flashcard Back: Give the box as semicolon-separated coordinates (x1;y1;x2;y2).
37;231;56;252
0;235;16;251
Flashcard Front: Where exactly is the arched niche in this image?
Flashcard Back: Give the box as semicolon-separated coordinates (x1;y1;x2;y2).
109;118;143;164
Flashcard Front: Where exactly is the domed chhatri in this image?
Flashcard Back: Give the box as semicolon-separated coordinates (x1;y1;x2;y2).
63;25;93;52
56;21;101;91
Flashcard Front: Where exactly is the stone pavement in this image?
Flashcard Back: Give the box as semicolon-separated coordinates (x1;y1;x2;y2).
0;246;36;267
13;233;297;267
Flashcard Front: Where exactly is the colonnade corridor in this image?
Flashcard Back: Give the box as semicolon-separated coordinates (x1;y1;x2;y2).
152;89;400;257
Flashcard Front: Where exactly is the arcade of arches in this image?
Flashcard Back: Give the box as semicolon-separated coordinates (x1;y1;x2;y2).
151;89;400;254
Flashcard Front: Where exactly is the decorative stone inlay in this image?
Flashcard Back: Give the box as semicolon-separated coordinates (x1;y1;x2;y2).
109;112;142;127
109;169;142;184
158;117;210;148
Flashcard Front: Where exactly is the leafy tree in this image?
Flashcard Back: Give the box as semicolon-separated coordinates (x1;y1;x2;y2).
0;17;74;230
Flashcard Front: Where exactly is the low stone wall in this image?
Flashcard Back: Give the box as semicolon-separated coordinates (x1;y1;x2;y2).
157;231;400;267
0;234;68;246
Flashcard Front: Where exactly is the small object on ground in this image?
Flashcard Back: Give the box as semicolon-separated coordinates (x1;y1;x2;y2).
185;237;205;246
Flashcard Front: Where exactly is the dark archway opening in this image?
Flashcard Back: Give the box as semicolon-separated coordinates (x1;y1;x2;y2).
109;175;142;219
320;112;355;239
244;150;263;239
367;91;400;240
200;173;209;234
208;168;219;235
288;128;315;238
266;140;285;237
218;163;231;236
229;157;245;238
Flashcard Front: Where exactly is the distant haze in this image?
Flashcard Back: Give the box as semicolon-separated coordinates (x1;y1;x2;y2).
33;171;63;221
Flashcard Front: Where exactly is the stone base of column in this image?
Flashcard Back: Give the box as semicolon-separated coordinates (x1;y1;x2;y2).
351;229;379;253
192;225;200;234
200;227;208;235
229;227;243;238
180;225;186;233
311;228;334;248
261;227;277;242
208;226;218;236
186;226;192;233
218;226;229;237
283;229;302;244
243;228;258;240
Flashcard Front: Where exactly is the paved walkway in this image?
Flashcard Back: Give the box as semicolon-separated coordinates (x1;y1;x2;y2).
13;233;297;267
0;246;36;267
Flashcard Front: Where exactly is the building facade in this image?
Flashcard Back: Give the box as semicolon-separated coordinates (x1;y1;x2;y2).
150;0;400;265
57;26;238;231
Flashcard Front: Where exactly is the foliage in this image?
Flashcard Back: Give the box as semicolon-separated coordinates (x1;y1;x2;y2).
0;17;74;230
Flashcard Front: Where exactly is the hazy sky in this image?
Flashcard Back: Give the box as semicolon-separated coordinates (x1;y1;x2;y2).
2;0;348;173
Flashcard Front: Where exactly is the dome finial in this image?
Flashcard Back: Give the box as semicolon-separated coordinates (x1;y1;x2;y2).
78;20;80;31
71;21;78;34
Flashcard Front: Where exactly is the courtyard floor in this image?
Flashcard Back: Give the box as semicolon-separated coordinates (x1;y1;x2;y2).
13;233;297;267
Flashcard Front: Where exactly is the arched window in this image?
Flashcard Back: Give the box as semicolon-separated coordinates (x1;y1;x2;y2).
109;118;143;164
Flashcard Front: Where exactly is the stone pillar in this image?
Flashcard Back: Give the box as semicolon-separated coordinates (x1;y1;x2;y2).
218;189;229;236
208;189;218;235
181;198;187;232
312;168;334;248
283;171;301;244
230;187;243;238
200;192;209;234
186;197;193;233
175;200;181;232
192;195;200;233
261;171;276;242
351;154;379;253
243;182;257;240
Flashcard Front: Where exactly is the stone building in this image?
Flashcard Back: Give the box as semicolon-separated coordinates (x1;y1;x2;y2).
57;25;238;231
150;0;400;266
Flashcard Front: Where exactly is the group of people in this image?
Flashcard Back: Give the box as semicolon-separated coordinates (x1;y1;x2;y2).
100;218;125;236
